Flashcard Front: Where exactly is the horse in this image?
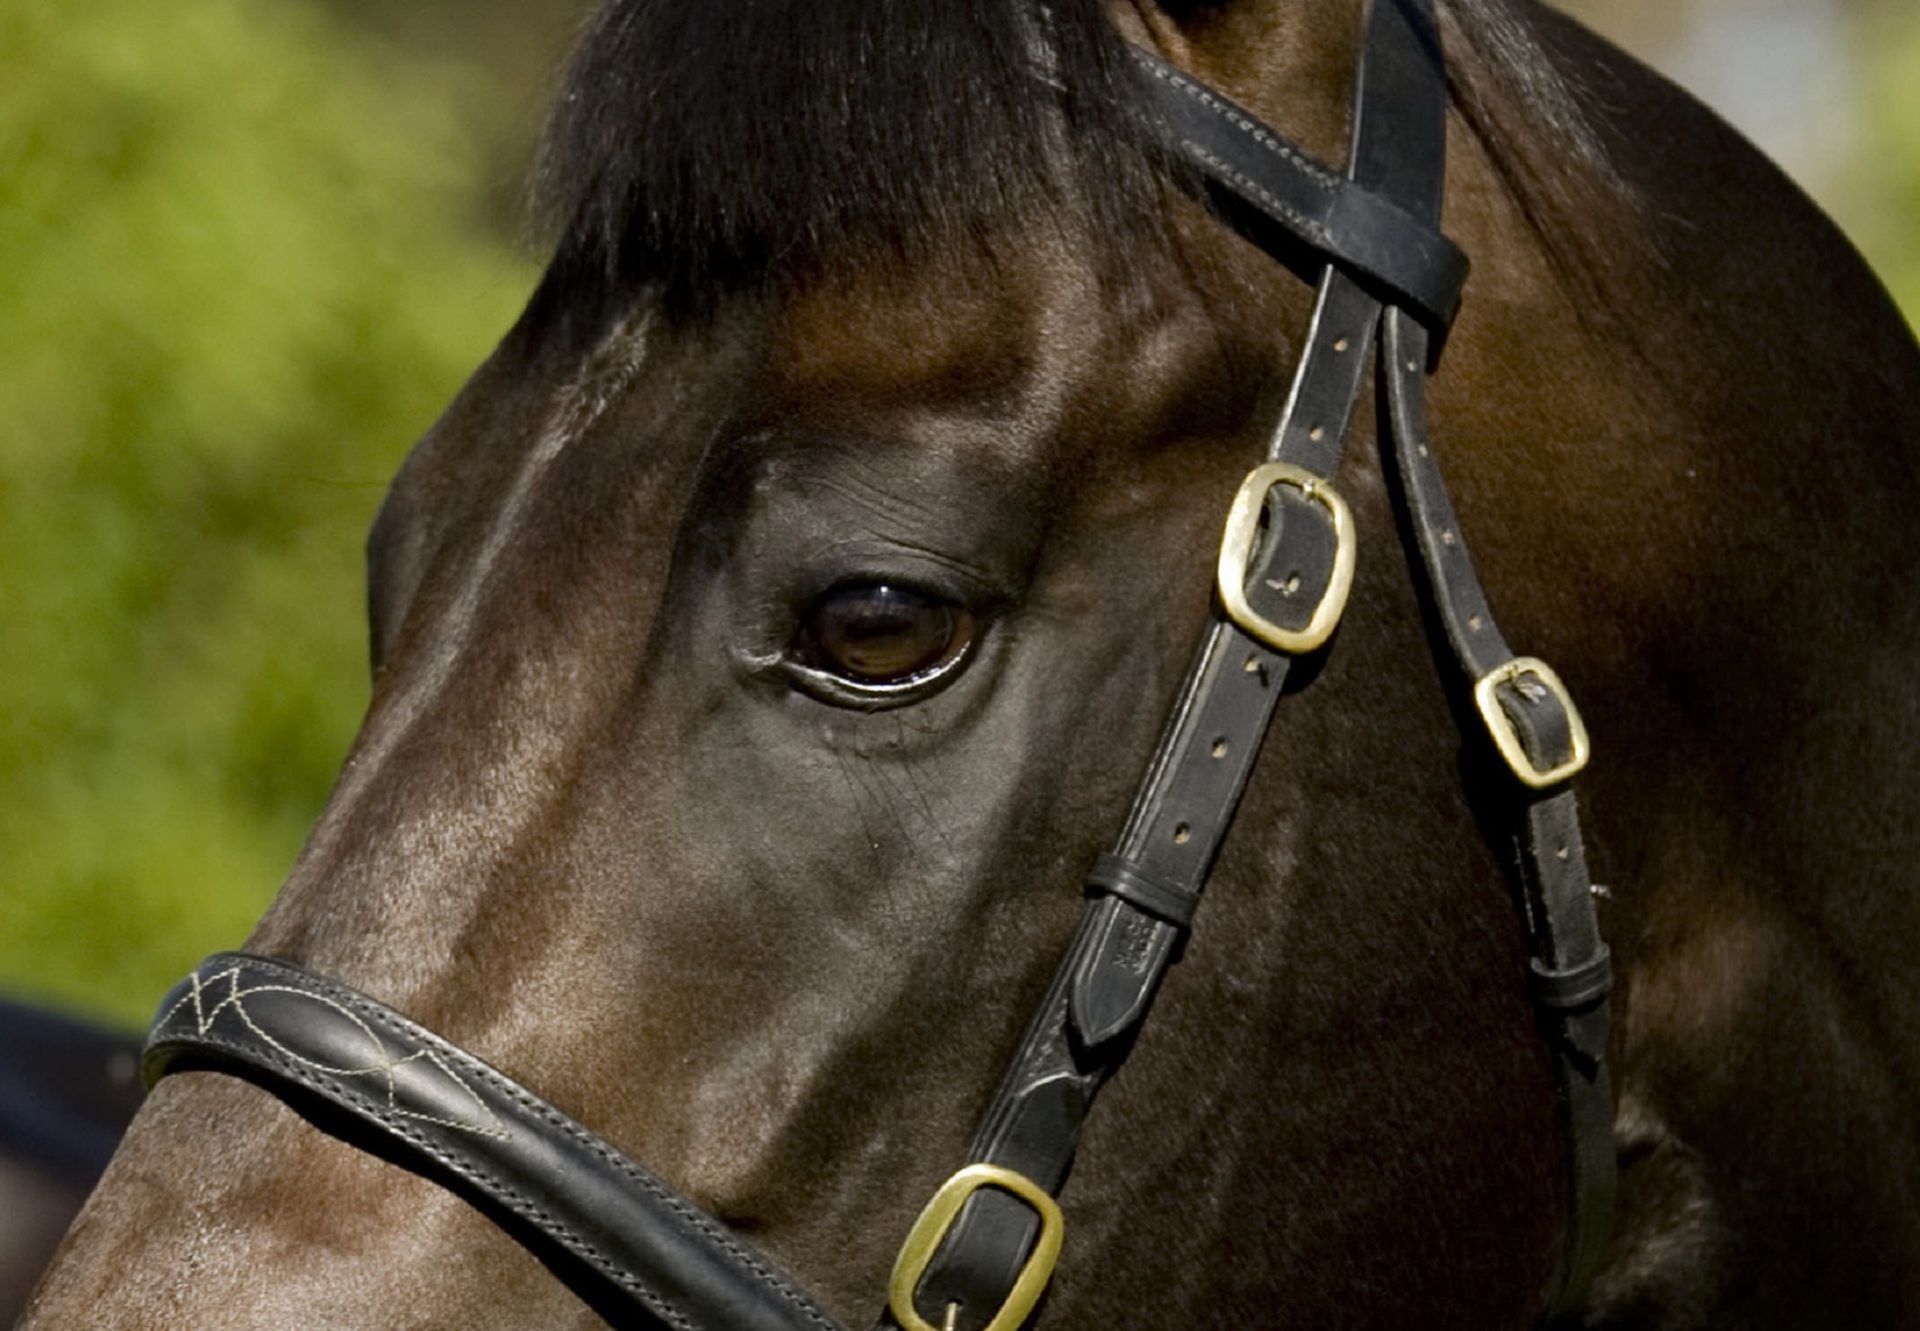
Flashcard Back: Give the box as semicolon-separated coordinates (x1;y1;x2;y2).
22;0;1920;1326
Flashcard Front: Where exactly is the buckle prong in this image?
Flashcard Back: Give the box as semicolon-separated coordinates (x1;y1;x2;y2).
887;1164;1064;1331
1216;463;1357;654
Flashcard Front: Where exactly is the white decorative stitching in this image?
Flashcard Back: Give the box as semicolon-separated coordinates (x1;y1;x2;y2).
159;959;843;1329
320;976;839;1327
1183;143;1332;249
1131;49;1343;188
160;965;509;1141
174;1028;697;1331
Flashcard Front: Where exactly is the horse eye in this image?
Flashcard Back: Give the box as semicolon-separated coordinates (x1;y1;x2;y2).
792;584;975;686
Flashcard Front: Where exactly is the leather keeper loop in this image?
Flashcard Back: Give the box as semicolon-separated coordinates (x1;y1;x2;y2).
1528;946;1614;1012
1085;854;1198;931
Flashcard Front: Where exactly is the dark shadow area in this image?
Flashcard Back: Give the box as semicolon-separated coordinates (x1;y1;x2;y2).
0;1001;144;1325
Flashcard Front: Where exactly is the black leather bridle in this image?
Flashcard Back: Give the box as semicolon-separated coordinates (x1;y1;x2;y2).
143;3;1614;1328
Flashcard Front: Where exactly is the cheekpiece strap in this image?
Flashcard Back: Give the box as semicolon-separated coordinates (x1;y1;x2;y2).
891;4;1485;1330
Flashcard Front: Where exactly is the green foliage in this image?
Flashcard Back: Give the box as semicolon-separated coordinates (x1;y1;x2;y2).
0;0;536;1023
1852;5;1920;324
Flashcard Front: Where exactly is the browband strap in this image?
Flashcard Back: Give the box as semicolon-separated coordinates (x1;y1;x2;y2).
1129;46;1469;334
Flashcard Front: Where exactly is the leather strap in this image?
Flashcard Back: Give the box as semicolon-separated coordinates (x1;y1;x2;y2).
143;953;850;1331
1130;46;1469;335
902;4;1455;1327
904;269;1378;1331
1379;310;1615;1320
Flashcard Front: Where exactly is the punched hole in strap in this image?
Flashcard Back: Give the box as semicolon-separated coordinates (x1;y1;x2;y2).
1085;854;1197;931
1528;945;1613;1012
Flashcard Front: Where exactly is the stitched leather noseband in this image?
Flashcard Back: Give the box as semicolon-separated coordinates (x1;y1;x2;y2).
144;3;1615;1327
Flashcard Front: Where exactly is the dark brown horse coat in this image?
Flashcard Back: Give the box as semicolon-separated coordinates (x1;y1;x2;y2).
22;1;1920;1327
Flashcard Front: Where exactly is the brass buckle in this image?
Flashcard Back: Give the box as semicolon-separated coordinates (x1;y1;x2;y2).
1474;657;1591;789
887;1164;1065;1331
1216;462;1357;654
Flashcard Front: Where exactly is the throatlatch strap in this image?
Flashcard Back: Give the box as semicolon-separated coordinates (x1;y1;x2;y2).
145;954;850;1331
1379;311;1615;1319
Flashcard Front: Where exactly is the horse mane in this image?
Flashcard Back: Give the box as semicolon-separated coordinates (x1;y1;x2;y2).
1440;0;1644;318
530;0;1628;315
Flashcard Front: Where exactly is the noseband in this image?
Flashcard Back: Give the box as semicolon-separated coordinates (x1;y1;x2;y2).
144;2;1614;1327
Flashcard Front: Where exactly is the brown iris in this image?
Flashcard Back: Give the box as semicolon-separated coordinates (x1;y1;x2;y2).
794;583;974;686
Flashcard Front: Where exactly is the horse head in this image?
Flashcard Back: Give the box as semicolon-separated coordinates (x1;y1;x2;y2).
27;1;1920;1328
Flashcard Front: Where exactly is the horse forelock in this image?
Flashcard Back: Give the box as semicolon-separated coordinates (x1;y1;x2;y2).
530;0;1169;312
529;0;1625;322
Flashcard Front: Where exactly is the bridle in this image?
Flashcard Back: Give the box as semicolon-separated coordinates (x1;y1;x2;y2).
142;2;1614;1328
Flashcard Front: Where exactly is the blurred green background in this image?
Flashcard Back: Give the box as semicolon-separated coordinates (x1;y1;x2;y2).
2;0;1917;1028
0;0;570;1023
